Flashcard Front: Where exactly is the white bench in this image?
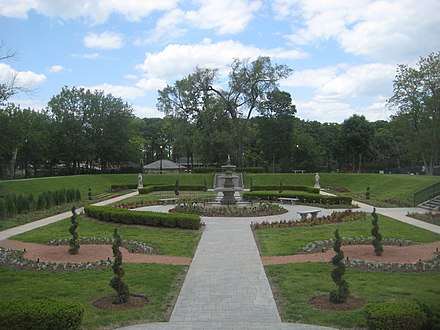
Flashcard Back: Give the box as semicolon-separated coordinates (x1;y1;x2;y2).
297;210;321;221
158;198;179;205
278;197;299;204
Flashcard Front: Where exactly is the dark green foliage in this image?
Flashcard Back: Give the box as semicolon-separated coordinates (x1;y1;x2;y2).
88;187;92;200
68;207;80;255
0;198;6;220
75;189;81;201
138;184;207;194
371;208;383;256
110;184;138;192
175;179;180;196
5;194;17;216
243;191;352;205
366;186;371;199
279;180;283;193
84;205;201;230
251;185;319;193
365;302;426;330
110;228;130;304
330;229;349;303
417;301;440;330
0;297;84;330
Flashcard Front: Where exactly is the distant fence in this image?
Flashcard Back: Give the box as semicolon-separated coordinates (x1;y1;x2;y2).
413;181;440;206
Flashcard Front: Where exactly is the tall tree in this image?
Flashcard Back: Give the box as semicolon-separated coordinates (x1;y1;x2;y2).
388;51;440;175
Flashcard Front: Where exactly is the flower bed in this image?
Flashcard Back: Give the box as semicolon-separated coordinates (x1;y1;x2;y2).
170;202;288;217
407;211;440;225
343;255;440;272
252;210;366;229
243;191;352;205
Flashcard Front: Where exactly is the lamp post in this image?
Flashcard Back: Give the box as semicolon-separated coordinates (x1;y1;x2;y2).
159;145;163;174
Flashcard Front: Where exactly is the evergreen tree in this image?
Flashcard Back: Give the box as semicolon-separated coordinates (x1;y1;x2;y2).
330;229;350;303
175;179;180;196
68;207;80;255
110;228;130;304
371;208;383;256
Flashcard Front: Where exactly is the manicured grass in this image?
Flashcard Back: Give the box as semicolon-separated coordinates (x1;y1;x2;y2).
11;216;201;257
113;191;216;206
255;214;440;256
0;263;185;329
0;173;213;199
266;263;440;329
246;173;439;205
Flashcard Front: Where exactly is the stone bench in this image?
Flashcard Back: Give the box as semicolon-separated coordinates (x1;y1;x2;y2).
278;197;299;204
297;210;321;221
158;198;179;205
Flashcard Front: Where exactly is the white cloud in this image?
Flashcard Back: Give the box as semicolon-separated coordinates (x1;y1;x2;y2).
0;63;46;89
0;0;178;24
136;39;307;80
72;53;101;60
84;83;145;99
136;78;167;92
277;0;440;62
84;31;124;49
48;65;64;73
132;105;164;119
185;0;262;34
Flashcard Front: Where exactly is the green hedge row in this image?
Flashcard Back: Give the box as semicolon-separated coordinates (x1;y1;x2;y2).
0;298;84;330
193;167;266;173
243;191;352;205
138;184;207;194
110;184;138;192
251;185;319;193
84;205;201;229
365;302;427;330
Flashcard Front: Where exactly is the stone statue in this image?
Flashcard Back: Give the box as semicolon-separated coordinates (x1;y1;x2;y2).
314;172;321;189
137;173;143;189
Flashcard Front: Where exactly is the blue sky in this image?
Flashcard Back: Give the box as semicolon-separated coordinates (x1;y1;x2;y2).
1;0;439;123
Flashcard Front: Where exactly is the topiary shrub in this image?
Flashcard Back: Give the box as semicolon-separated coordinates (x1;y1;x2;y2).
68;207;80;255
0;297;84;330
0;197;6;220
110;228;130;304
175;179;180;196
371;208;383;256
88;187;92;200
330;229;349;303
365;302;426;330
366;186;371;199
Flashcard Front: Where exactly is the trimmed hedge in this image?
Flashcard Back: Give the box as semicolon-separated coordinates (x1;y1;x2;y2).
243;191;352;205
0;298;84;330
110;184;138;192
365;302;426;330
138;184;207;194
84;205;201;229
252;185;319;193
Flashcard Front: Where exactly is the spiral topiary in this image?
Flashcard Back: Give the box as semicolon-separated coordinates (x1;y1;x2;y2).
68;207;80;255
371;208;383;256
330;229;349;303
175;179;180;196
110;228;130;304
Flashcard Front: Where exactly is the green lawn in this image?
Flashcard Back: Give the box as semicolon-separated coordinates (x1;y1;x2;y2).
0;173;214;199
11;216;202;257
255;214;440;256
246;173;439;205
0;263;185;329
266;263;440;329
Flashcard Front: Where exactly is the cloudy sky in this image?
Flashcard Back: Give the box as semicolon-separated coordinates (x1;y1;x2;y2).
1;0;439;122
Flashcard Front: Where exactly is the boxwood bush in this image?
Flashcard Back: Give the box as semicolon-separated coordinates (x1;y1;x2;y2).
0;298;84;330
243;191;352;205
251;185;318;193
138;184;207;194
365;302;426;330
110;184;138;192
84;205;201;229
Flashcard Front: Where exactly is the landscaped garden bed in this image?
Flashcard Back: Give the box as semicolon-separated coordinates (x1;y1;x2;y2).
407;211;440;225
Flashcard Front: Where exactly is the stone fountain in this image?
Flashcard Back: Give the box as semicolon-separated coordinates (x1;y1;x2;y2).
214;158;243;205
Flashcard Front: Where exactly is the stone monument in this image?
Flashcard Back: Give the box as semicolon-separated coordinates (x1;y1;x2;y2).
314;172;321;189
137;173;143;189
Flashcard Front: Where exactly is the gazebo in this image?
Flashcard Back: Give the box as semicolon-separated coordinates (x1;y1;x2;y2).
143;159;186;174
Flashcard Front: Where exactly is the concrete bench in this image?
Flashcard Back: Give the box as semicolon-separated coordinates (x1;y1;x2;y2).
158;198;179;205
278;197;299;204
297;210;321;221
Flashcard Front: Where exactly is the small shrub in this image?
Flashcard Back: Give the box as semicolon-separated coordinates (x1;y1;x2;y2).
5;194;17;217
75;189;81;201
371;208;383;256
88;187;92;200
330;229;349;303
366;186;371;200
175;179;180;196
0;297;84;330
110;228;130;304
68;207;80;255
0;198;6;220
365;302;426;330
